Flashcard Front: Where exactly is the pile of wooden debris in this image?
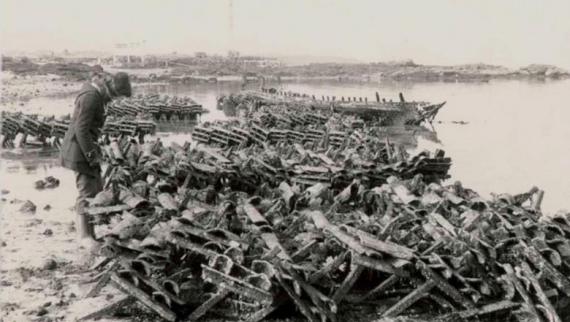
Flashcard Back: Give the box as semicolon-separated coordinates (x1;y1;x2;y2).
77;124;570;322
0;112;156;149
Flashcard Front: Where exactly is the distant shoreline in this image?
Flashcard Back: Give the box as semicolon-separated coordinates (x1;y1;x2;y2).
2;56;569;84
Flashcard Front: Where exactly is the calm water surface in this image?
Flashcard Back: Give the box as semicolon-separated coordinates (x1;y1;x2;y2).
1;79;569;213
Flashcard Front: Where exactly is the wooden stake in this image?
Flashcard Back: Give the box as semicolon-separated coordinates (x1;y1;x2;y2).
382;280;436;317
111;273;177;322
78;296;135;321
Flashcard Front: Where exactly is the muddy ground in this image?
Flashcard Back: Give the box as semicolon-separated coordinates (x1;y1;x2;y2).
0;158;140;322
1;73;81;106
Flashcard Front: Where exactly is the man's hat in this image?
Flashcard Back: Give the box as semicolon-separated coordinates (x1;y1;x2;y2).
110;72;132;98
88;64;106;78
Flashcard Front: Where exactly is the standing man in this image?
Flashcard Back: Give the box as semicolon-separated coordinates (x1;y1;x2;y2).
60;66;131;250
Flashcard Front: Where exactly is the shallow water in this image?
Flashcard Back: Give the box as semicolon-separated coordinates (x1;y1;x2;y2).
1;79;569;213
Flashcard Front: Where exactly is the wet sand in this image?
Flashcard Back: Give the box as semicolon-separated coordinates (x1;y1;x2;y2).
0;161;120;321
1;73;81;106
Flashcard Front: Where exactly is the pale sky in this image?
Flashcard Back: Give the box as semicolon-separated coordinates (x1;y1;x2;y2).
1;0;570;68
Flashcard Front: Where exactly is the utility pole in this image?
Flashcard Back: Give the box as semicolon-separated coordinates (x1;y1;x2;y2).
228;0;234;52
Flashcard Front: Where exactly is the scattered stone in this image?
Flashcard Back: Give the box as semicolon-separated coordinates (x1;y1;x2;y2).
19;200;37;214
1;189;9;195
1;241;6;247
0;303;20;312
43;204;52;211
36;307;48;316
43;259;58;271
35;176;60;190
35;180;46;190
26;219;43;227
42;301;52;308
51;279;64;291
43;229;53;236
18;267;34;282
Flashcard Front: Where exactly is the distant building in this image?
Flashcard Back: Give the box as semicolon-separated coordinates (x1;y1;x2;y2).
228;51;240;59
240;56;281;68
103;41;165;68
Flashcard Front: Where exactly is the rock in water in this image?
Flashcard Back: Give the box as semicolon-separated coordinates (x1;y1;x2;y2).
45;176;60;188
34;176;61;190
19;200;37;214
35;180;46;190
36;307;48;316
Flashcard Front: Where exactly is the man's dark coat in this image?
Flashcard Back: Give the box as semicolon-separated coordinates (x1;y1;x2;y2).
60;83;107;176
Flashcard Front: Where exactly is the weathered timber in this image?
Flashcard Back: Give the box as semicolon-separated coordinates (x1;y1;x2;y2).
110;273;177;322
382;280;436;317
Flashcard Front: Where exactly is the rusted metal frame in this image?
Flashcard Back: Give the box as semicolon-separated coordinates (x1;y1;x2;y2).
84;260;120;298
167;234;224;259
278;181;298;210
157;192;178;211
307;210;406;276
210;297;261;317
245;293;289;322
87;204;132;216
281;214;310;238
110;273;177;322
428;212;457;237
353;253;406;276
308;250;349;283
195;145;232;164
117;259;187;306
275;270;319;322
305;210;372;256
253;158;278;175
429;253;481;302
340;224;415;260
349;274;400;303
243;203;291;261
382;280;437;317
416;260;475;309
501;263;542;321
422;293;455;311
333;179;360;205
201;265;273;303
281;261;337;322
176;223;245;249
521;241;570;297
520;262;562;322
291;239;319;262
437;300;520;322
78;296;136;321
332;259;365;304
183;289;231;321
88;256;113;271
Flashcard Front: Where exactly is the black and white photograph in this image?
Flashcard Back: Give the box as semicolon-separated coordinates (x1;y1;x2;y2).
1;1;570;321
